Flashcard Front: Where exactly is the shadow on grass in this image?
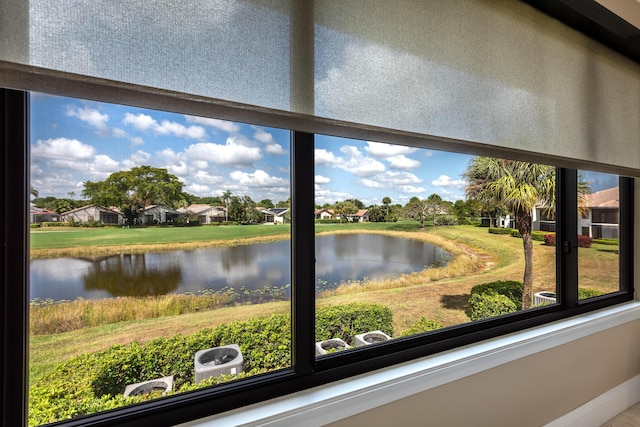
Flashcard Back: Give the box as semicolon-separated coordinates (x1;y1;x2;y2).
440;294;470;311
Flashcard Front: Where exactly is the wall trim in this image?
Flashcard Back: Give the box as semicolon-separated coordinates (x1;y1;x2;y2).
179;302;640;427
545;374;640;427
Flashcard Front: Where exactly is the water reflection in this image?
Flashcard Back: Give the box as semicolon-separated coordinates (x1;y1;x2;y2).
30;234;450;301
83;254;181;297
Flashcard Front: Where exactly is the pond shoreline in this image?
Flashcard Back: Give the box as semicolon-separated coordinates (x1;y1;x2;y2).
29;233;291;259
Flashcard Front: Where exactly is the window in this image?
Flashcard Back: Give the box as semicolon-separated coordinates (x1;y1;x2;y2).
1;89;633;426
577;171;623;300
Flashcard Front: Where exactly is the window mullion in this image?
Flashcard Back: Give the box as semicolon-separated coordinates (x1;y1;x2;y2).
619;176;634;293
556;168;578;307
1;88;29;427
291;130;316;375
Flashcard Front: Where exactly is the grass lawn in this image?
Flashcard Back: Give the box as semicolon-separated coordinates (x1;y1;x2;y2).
29;221;424;257
28;223;620;386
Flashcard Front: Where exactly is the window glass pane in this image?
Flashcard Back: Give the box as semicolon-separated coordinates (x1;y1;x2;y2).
578;171;620;299
313;135;558;352
28;93;291;425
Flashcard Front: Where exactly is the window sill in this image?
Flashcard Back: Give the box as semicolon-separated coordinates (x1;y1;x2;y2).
179;301;640;427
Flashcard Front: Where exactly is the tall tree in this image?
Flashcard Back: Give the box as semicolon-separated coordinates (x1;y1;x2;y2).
221;190;233;221
382;196;392;217
425;193;443;224
334;200;357;225
82;166;183;224
404;196;430;229
464;157;555;309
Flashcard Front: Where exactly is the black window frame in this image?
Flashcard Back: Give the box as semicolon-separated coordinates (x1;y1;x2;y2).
1;90;635;427
2;2;640;426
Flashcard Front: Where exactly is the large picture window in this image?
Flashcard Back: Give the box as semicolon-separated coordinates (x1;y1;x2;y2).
1;91;632;426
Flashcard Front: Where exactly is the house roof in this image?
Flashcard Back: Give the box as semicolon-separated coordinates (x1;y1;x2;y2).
145;204;181;214
584;187;619;208
178;204;226;214
266;208;289;216
60;205;123;216
30;205;57;214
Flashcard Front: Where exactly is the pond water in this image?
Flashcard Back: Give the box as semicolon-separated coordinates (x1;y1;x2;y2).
29;234;451;302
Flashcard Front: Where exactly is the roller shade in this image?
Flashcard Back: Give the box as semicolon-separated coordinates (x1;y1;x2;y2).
1;0;639;171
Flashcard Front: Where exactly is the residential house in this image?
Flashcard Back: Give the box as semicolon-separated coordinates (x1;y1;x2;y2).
178;204;226;224
60;205;124;225
314;208;334;220
29;204;60;224
347;209;369;222
144;204;181;224
534;187;620;238
579;187;619;239
261;207;289;224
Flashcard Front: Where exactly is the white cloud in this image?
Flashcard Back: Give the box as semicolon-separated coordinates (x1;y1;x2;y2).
315;148;343;165
185;183;211;194
265;143;285;155
66;106;109;131
92;154;119;172
229;170;287;187
315;175;331;184
32;138;96;160
186;116;240;134
193;171;225;185
364;141;417;158
253;128;275;144
338;145;385;177
185;139;262;165
377;170;422;186
121;150;152;169
360;178;382;188
431;174;466;188
51;159;91;171
191;160;209;169
399;185;427;194
386;155;420;170
123;113;206;139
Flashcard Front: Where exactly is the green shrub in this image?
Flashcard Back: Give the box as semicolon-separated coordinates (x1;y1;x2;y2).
578;288;605;300
468;292;518;321
315;303;393;345
593;238;618;246
509;229;547;241
30;223;41;228
29;303;392;425
470;280;523;310
42;221;67;227
399;317;442;337
435;215;458;226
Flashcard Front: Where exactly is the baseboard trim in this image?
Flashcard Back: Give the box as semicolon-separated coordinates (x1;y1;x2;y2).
545;375;640;427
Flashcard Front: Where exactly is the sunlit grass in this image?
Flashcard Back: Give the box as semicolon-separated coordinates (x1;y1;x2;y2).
28;224;619;388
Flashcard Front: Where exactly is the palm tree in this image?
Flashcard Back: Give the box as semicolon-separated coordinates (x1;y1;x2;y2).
221;190;232;221
464;157;555;309
382;196;392;217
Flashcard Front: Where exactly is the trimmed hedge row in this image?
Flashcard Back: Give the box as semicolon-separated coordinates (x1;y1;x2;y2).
488;227;549;242
29;303;394;425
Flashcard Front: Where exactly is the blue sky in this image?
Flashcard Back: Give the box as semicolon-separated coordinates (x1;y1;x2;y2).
30;93;473;207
